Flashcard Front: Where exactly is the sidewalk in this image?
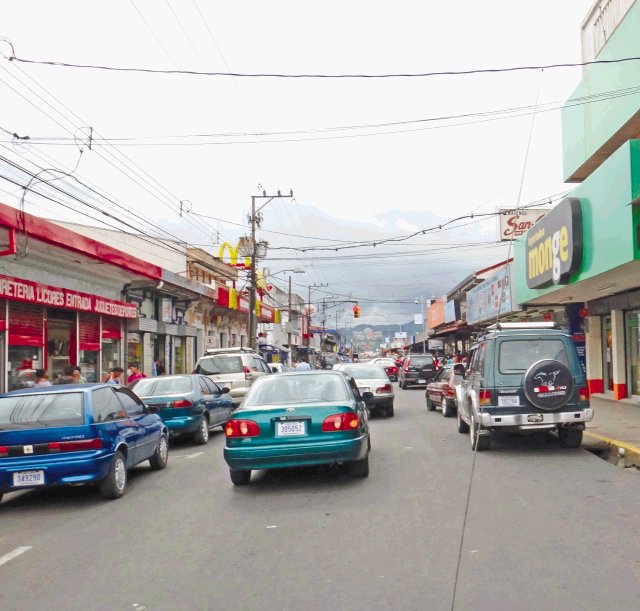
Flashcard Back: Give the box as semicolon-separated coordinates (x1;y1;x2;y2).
583;394;640;466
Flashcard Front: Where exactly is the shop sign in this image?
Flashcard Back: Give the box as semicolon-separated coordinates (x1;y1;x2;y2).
162;298;173;323
525;198;583;289
0;274;137;318
428;339;443;351
499;208;547;241
466;266;517;325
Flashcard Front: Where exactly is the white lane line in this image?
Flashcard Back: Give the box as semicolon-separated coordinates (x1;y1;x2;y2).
184;452;204;460
0;546;32;567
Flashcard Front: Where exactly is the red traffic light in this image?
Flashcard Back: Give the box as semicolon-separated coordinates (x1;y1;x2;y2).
353;305;360;318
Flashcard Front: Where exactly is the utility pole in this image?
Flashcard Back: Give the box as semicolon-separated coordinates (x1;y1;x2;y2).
287;275;293;365
306;283;328;353
247;190;293;350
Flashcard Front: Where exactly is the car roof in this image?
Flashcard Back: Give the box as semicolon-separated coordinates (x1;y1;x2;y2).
2;383;108;397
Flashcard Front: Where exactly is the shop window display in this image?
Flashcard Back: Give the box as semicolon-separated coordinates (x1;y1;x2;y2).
626;311;640;396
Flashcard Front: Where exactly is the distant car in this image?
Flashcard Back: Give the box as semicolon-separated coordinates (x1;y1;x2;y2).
425;364;465;417
194;347;271;406
0;384;169;503
129;374;233;445
269;363;294;373
334;363;395;417
398;354;436;389
223;371;370;485
370;357;399;382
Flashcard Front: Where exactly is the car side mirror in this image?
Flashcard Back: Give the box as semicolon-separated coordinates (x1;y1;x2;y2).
362;391;374;400
220;387;230;394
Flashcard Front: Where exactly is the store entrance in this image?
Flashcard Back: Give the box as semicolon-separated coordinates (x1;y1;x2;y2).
47;308;76;382
602;316;613;393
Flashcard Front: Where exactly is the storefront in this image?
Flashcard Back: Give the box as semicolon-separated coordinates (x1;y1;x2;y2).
0;275;137;390
514;142;640;400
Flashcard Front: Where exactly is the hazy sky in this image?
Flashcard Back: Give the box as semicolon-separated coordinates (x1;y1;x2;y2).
0;1;599;324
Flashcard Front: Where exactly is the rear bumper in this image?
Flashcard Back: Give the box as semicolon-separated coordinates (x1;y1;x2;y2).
164;415;201;435
0;452;113;491
402;374;435;385
366;395;394;407
224;436;368;471
479;408;594;430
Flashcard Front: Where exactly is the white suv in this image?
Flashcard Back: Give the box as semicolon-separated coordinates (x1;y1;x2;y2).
194;348;271;406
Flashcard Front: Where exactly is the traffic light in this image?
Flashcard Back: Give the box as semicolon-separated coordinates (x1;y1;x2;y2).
353;304;360;318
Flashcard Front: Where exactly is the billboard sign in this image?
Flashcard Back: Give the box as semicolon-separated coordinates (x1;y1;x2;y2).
499;208;547;241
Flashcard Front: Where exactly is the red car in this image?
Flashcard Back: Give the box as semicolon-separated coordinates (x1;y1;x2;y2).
371;358;399;382
425;364;465;417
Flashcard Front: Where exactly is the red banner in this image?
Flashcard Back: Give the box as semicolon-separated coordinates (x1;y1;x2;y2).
0;275;138;319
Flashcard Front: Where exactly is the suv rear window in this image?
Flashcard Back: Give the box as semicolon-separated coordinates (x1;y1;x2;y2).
196;355;243;375
499;339;568;373
0;392;84;430
409;355;433;366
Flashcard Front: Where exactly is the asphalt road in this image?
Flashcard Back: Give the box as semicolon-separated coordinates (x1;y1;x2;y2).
1;386;640;610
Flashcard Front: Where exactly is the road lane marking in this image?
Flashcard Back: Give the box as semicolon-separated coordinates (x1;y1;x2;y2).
0;546;32;567
184;452;204;459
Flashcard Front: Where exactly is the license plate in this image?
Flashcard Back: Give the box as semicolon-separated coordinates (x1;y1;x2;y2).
498;395;520;407
528;414;544;423
418;379;426;384
13;470;45;487
276;421;306;436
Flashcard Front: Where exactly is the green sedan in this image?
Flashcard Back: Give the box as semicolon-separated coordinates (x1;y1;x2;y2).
224;371;371;485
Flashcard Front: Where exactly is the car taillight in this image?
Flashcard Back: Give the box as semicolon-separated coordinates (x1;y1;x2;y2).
225;419;260;437
243;365;253;380
479;390;492;406
322;412;359;432
376;384;392;393
169;399;193;408
404;361;410;372
48;438;103;453
390;367;397;373
0;445;8;457
445;387;456;398
579;386;589;401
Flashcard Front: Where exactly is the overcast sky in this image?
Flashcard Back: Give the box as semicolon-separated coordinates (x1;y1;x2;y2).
0;1;598;324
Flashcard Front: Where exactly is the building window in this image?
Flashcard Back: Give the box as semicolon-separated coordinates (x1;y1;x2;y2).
626;310;640;397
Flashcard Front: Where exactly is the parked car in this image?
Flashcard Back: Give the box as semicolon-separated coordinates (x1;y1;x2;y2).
456;322;593;451
0;384;169;503
398;354;436;389
129;374;233;445
223;371;370;485
370;357;399;382
425;364;465;417
194;347;271;406
334;363;394;417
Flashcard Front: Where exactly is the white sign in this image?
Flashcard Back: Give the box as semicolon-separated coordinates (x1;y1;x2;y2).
394;332;407;340
385;337;390;343
428;339;443;350
498;209;547;241
414;313;423;325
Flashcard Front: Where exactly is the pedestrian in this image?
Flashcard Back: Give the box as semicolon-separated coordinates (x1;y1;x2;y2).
54;364;76;385
104;367;124;385
127;362;147;384
34;368;51;387
295;357;311;371
72;366;87;383
154;359;165;376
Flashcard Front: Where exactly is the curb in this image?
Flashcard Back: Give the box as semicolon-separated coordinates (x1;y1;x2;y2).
584;431;640;468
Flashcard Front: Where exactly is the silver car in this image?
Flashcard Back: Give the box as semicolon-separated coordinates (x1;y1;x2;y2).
334;363;395;417
194;348;271;406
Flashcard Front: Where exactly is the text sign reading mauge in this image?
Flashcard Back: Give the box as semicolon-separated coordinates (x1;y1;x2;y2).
525;198;583;289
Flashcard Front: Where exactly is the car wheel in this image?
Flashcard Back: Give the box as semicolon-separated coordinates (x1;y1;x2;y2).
442;398;453;418
100;451;127;499
386;402;394;418
230;469;251;486
559;427;583;448
149;434;169;470
349;454;369;478
0;492;3;505
426;395;436;411
193;416;210;445
457;403;470;433
470;414;490;451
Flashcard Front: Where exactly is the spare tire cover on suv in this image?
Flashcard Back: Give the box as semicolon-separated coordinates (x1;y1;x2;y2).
523;359;574;411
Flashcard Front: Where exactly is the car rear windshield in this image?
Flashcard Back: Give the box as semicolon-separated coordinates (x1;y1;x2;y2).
0;392;84;430
342;366;385;379
196;356;243;375
131;377;193;395
499;339;569;373
409;356;433;366
244;374;349;406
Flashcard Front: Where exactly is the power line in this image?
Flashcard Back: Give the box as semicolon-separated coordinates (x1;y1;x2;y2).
8;51;640;78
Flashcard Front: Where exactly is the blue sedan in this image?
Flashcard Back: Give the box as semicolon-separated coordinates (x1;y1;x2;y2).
130;374;234;445
0;384;169;503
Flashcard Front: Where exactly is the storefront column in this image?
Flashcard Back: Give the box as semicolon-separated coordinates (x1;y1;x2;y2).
586;315;603;394
612;309;627;399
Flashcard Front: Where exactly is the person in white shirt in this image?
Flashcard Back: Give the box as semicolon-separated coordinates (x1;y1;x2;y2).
295;358;311;371
34;369;51;387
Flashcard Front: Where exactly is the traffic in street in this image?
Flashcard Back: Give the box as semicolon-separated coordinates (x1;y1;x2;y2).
1;383;639;610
